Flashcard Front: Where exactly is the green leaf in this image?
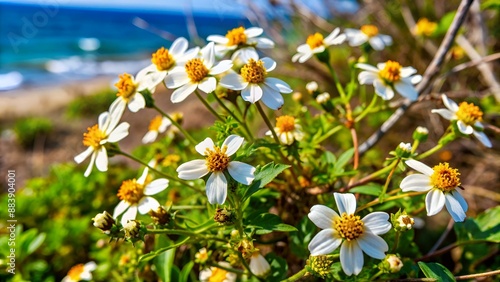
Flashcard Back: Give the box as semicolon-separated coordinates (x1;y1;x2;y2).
267;253;288;280
139;237;190;262
27;233;46;255
349;184;382;196
242;162;290;201
247;213;297;235
179;261;195;282
418;262;455;282
434;12;456;36
334;148;354;171
455;206;500;243
290;216;316;259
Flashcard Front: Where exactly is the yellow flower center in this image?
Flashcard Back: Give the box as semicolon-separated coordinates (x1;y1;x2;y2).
205;145;230;172
148;115;163;131
226;26;247;46
379;60;402;83
361;25;379;37
185;58;209;82
117;179;145;205
333;212;364;241
241;59;267;84
414;18;437;37
67;264;84;280
456;102;483;126
306;32;324;49
83;124;106;148
430;163;461;192
151;47;174;71
115;73;137;100
276;115;296;133
209;267;229;282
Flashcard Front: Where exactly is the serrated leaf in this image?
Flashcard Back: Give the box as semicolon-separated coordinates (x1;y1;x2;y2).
139;237;190;263
349;184;382;196
418;262;455;282
242;162;289;200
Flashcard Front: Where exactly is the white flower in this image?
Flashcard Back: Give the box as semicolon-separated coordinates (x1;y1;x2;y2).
308;193;391;276
306;81;318;93
138;37;200;89
431;94;492;148
207;26;274;57
177;135;255;204
292;28;346;63
142;115;171;144
74;108;130;177
62;261;97;282
110;69;159;114
316;92;331;104
113;167;169;226
356;60;422;101
400;160;468;222
265;115;304;145
220;50;293;110
199;262;237;282
166;42;233;103
345;25;392;50
249;252;271;278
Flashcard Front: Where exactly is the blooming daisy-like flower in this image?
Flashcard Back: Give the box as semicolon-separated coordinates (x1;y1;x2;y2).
74;108;130;177
400;159;468;222
308;193;391;276
345;25;392;50
142;115;171;144
137;37;200;89
265;115;304;145
62;262;97;282
165;42;233;103
113;167;169;226
199;262;237;282
431;94;492;148
110;69;160;114
207;26;274;57
219;50;292;110
291;28;346;63
413;18;437;37
356;60;422;101
177;135;255;204
249;252;271;278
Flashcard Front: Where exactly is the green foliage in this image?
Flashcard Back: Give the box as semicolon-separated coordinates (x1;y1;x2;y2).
65;88;116;119
13;117;53;148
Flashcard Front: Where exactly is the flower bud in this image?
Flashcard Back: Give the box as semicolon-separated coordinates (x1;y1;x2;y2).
307;255;334;278
195;247;211;264
236;238;254;260
391;210;415;232
306;81;318;94
316;92;330;104
92;211;115;233
395;142;412;158
148;206;170;225
379;254;403;273
413;126;429;142
122;220;142;240
214;207;235;225
249;252;271;278
292;91;303;102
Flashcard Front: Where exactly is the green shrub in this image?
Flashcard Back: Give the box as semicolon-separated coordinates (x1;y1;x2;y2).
13;117;53;149
66;88;117;119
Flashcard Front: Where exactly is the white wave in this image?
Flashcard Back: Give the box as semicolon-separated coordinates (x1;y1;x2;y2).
0;71;23;91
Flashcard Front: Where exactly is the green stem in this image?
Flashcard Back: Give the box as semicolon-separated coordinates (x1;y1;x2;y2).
170;205;206;210
151;104;197;145
354;94;378;123
315;125;343;144
195;90;224;122
357;191;426;212
391;231;401;253
207;262;246;275
281;268;308;282
147;228;227;243
411;140;421;154
212;93;254;141
416;143;444;160
326;64;347;101
379;159;401;203
371;270;384;281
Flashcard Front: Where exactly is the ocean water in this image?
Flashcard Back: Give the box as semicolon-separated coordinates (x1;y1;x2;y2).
0;2;249;91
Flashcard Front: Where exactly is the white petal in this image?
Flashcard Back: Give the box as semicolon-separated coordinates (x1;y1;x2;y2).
374;79;393;100
177;159;209;180
357;232;388;259
334;193;356;215
170;83;197;103
261;57;276;72
426;189;446;216
235;47;259;62
264;77;292;93
298;52;314;63
113;200;130;218
445;192;467;222
380;34;393;45
202;42;215;68
394;82;418;101
83;261;97;272
138;196;160;214
400;174;433;192
308;205;338;229
260;84;284;110
358;71;378;85
348;33;368;46
120;205;137;226
355;63;379;72
296;44;312;53
244;27;263;38
254;37;275;48
107;122;130;143
222;135;244;156
109;99;126;122
323;28;340;43
308;229;342;255
196;137;215;156
362;212;391;235
95;147;108;172
142;131;158;144
220;72;247;90
410;75;422;84
457;120;473;135
330;33;346;45
431;109;455;120
84;151;96;177
369;36;385;50
210;60;233;75
137;167;149;184
206;172;227;204
405;159;434;176
472;130;492;148
241;84;263;103
165;70;190;88
144;179;169;195
340;240;364;276
452;190;468;212
207;35;228;44
198;77;217;94
126;93;146;112
75;147;93;164
158;117;171;132
400;67;417;77
228;161;255;185
178;47;200;63
442;94;459;112
98;111;109;130
170;37;188;56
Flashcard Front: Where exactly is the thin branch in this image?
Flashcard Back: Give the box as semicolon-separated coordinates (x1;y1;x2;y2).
359;0;474;154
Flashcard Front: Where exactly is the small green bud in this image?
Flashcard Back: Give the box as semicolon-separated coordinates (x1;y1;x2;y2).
395;142;412;158
413;126;429;142
379;254;403;273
